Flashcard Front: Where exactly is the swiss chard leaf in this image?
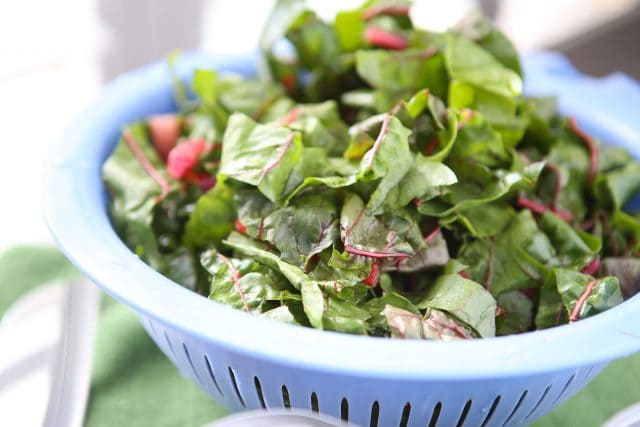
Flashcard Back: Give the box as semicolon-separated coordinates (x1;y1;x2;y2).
355;49;448;105
375;154;457;211
284;101;350;155
458;210;542;296
340;192;425;259
262;193;339;270
358;115;413;214
383;305;475;340
219;113;303;202
553;269;623;322
103;123;170;268
454;10;522;76
201;250;295;312
418;162;544;217
183;181;235;249
601;257;640;298
495;290;534;335
416;273;497;338
223;231;326;329
444;33;522;98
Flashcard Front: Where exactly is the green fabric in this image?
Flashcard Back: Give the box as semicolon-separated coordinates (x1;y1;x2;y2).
0;246;227;427
85;298;228;426
0;246;78;314
1;245;639;426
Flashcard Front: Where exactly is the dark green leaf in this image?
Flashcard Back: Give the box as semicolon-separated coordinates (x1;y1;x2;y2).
183;181;235;249
103;122;168;268
495;290;533;335
601;257;640;299
262;193;339;269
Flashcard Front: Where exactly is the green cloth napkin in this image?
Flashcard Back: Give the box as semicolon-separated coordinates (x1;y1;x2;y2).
1;245;639;427
0;246;227;427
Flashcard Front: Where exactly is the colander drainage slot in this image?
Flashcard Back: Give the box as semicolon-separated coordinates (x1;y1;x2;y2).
428;402;442;427
502;390;528;427
551;373;576;405
310;392;319;412
253;377;266;408
399;403;411;427
228;367;246;407
583;367;594;381
524;385;551;421
456;400;472;427
163;331;177;359
341;397;349;421
182;343;201;383
281;385;291;408
480;395;501;427
203;355;223;396
369;401;379;427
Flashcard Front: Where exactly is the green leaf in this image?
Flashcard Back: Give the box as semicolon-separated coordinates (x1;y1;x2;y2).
383;306;475;340
495;290;533;335
262;193;339;269
334;10;365;51
262;305;300;324
285;101;350;156
444;33;522;98
183;182;235;249
448;81;527;148
375;154;457;211
418;162;544;217
538;138;590;220
553;269;623;322
416;273;496;338
454;10;522;76
300;278;325;330
260;0;309;52
222;232;325;329
535;280;566;329
601;257;640;299
341;193;425;259
382;228;450;272
458;210;542;295
355;49;449;103
234;189;277;240
358;115;413;214
192;69;218;104
422;108;459;162
103;122;168;268
201;250;294;312
219;113;303;202
323;297;371;334
284;174;357;205
595;161;640;211
444;202;515;238
449;112;512;167
217;77;286;121
532;212;601;270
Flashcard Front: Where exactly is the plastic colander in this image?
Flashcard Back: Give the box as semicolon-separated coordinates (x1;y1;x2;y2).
42;51;640;427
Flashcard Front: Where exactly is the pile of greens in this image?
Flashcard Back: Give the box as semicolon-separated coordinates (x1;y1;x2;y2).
103;0;640;340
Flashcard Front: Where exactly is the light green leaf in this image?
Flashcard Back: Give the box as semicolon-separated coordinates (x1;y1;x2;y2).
220;113;303;202
416;273;497;338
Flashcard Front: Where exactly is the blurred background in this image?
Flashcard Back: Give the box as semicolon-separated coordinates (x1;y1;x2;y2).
0;0;639;254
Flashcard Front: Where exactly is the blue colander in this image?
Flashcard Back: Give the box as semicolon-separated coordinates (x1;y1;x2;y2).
42;51;640;427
